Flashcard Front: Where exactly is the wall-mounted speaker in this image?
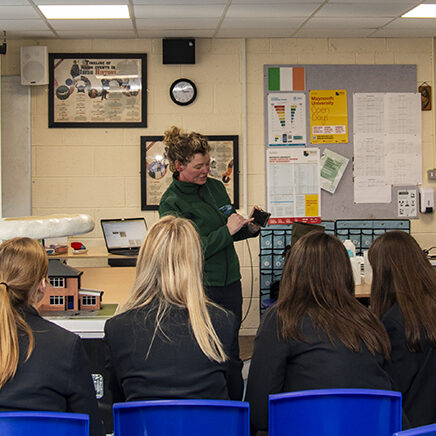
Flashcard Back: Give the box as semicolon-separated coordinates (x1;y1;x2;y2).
163;38;195;64
20;46;49;85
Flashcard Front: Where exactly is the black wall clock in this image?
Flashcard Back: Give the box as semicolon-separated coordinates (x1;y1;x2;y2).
170;78;197;106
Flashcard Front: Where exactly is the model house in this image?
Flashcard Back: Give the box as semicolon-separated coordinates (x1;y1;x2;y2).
38;259;103;312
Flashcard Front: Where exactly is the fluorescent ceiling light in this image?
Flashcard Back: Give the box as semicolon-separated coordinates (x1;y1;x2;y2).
38;4;130;19
402;4;436;18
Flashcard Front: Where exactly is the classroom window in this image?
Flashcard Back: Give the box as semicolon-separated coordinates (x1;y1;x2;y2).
49;295;64;305
82;296;96;306
50;277;65;288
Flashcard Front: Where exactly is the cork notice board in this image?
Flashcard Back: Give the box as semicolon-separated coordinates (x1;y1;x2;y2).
264;64;418;220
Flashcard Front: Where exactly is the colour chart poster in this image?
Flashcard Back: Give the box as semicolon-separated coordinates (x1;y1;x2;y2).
267;93;306;146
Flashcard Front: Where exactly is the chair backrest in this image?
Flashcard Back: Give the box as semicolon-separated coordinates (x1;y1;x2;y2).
393;424;436;435
269;388;402;436
0;411;89;436
113;399;250;436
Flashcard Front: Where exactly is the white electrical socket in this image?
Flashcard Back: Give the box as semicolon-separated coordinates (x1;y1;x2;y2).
427;169;436;180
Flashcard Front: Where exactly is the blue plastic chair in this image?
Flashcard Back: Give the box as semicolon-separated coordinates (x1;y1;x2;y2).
393;424;436;435
0;411;89;436
113;399;249;436
269;388;402;436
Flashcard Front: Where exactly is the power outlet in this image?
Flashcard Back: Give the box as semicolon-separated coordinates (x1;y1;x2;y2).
428;169;436;180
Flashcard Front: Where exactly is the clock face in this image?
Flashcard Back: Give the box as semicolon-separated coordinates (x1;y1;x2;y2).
170;79;197;106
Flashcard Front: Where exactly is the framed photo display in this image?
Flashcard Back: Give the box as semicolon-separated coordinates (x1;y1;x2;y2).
49;53;147;128
141;135;239;210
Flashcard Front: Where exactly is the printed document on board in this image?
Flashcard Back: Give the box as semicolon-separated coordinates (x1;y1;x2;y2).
353;92;421;203
267;147;320;224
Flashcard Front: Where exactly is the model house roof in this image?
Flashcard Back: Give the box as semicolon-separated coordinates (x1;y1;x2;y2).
48;259;83;278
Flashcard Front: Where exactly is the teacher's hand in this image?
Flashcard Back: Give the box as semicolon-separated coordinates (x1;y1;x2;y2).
226;213;253;236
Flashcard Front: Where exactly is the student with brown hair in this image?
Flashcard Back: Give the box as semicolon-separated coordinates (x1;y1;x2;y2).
104;215;243;402
0;237;103;436
369;230;436;427
246;231;392;435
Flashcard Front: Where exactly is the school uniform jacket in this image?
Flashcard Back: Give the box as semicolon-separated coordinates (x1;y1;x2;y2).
0;305;103;436
104;301;244;402
382;303;436;427
245;307;392;434
159;176;255;287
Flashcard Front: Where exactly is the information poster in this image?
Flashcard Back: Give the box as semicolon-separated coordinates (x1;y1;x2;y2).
310;90;348;144
267;93;306;146
49;53;146;128
267;147;321;224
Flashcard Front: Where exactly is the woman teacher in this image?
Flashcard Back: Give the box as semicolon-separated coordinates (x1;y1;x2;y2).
159;126;261;326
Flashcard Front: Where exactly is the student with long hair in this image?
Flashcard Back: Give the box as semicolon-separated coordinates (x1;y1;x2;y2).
0;237;103;436
369;230;436;427
246;231;392;435
104;215;243;402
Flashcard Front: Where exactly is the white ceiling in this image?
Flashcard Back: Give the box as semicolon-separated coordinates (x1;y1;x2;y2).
0;0;435;40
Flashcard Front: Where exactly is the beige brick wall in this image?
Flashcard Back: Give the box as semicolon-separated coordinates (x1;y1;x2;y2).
1;37;436;334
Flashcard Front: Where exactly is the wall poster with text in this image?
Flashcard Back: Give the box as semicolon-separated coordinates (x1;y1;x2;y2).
310;89;348;144
49;53;147;128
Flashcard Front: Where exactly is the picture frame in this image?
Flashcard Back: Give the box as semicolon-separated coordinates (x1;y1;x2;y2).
48;53;147;128
141;135;239;210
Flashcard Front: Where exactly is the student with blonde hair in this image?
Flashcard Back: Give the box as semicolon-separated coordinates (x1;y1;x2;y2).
369;230;436;427
0;237;103;436
104;215;243;402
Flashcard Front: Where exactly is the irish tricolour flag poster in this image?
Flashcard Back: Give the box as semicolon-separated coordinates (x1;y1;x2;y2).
268;67;305;91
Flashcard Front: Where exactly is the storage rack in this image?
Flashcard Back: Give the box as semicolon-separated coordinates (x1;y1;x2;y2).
259;219;410;314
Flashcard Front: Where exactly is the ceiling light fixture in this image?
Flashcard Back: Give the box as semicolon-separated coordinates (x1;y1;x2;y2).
402;4;436;18
38;4;130;19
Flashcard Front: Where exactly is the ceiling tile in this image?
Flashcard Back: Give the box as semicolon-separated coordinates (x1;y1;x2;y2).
33;0;130;4
216;27;297;37
136;17;219;29
226;3;321;18
315;2;418;17
295;28;376;37
0;0;29;4
133;0;226;4
56;30;137;38
300;17;394;30
137;29;215;37
0;5;41;19
220;17;305;30
134;4;224;18
50;19;133;30
327;0;418;3
0;19;50;31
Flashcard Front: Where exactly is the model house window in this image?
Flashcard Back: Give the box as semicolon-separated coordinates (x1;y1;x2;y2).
50;277;65;288
82;296;96;306
49;295;64;305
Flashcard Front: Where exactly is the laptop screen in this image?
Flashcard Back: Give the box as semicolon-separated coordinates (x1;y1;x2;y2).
101;218;147;252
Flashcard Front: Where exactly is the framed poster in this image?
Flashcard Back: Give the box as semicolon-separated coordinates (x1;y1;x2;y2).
49;53;147;128
141;135;239;210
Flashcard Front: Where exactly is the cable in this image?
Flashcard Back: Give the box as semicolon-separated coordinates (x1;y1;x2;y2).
241;239;254;324
423;246;436;256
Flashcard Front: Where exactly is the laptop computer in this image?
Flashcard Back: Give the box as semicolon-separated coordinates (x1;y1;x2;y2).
101;218;147;257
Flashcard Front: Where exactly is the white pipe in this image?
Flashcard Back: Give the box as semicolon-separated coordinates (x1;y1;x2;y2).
241;38;248;214
433;37;435;168
0;55;2;218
